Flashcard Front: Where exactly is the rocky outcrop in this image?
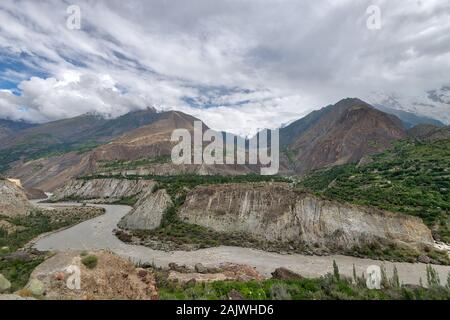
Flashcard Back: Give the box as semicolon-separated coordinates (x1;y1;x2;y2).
51;178;155;202
25;187;47;200
26;251;158;300
179;183;433;251
118;189;172;230
0;220;26;234
0;274;11;293
167;263;265;284
0;179;32;217
271;268;304;281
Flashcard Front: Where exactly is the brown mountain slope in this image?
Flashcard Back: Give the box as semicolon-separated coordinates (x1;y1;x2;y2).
0;108;160;172
6;111;218;191
281;98;407;174
92;111;201;162
0;119;36;141
408;124;450;141
85;111;253;177
6;151;95;191
7;98;408;191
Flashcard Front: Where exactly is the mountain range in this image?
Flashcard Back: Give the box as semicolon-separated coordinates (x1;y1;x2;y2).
368;89;450;125
0;98;448;192
0;119;36;141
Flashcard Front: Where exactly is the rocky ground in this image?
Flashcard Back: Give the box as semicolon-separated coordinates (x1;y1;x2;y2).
165;262;265;284
22;251;158;300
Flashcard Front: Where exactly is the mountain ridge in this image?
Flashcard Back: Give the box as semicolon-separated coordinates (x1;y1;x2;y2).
2;97;437;191
280;98;407;174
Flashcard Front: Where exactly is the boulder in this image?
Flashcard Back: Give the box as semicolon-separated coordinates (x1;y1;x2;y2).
0;274;11;293
271;267;304;281
194;263;208;274
2;251;32;262
168;263;193;273
168;263;265;284
26;279;45;296
228;289;244;300
418;255;432;264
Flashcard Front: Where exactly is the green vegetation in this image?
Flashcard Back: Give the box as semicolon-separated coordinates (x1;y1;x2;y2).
80;173;290;188
113;195;140;206
0;257;45;292
0;211;78;252
81;255;98;269
98;155;171;171
298;139;450;243
0;208;104;291
0;137;102;172
80;251;88;257
156;264;450;300
346;241;449;265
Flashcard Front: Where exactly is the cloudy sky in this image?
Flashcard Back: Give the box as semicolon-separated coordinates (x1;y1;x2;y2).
0;0;449;136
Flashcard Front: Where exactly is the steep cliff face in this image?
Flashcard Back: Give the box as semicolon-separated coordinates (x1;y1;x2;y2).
118;189;172;230
0;179;32;216
51;178;155;201
179;183;433;250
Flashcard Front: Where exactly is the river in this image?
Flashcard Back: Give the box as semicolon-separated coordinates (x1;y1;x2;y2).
33;202;450;285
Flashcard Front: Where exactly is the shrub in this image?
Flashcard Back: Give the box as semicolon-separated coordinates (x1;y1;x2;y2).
333;260;340;282
426;265;441;288
390;266;400;288
269;283;292;300
446;272;450;290
81;255;98;269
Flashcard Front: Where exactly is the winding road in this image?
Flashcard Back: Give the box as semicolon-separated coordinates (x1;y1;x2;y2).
33;203;450;285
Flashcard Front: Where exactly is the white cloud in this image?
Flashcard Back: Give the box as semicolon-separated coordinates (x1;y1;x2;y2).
0;0;449;135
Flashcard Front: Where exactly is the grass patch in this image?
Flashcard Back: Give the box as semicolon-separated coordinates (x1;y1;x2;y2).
0;257;45;292
98;155;172;171
113;195;139;206
155;263;450;300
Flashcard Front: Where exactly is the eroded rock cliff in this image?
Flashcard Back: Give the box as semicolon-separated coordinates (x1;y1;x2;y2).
51;178;155;202
118;189;172;230
0;179;32;216
179;183;433;250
